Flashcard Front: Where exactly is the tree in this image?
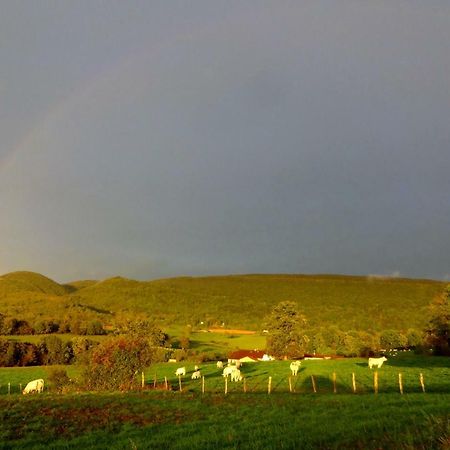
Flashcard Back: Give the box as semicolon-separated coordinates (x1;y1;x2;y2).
40;336;66;365
121;318;168;347
425;285;450;355
264;301;308;358
380;330;408;350
82;336;154;391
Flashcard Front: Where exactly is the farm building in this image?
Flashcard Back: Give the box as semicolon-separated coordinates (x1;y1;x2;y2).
228;350;274;363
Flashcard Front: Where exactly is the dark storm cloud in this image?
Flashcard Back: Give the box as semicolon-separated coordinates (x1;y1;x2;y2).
0;2;449;281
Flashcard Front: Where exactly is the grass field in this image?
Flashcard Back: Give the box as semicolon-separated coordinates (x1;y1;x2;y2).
0;355;449;449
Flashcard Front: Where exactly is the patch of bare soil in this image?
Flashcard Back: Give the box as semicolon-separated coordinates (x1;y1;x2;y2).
208;328;256;335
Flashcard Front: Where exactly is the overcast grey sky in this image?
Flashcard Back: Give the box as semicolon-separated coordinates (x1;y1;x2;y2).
1;1;449;282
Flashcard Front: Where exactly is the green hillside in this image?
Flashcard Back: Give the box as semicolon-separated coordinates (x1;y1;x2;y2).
0;271;69;296
0;272;445;332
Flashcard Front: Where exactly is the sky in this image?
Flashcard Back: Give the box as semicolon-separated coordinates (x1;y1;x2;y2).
1;1;449;282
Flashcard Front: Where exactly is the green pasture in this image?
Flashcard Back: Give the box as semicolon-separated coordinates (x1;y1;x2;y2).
147;353;450;395
0;391;449;449
0;355;449;448
2;353;449;397
4;334;108;345
186;331;266;354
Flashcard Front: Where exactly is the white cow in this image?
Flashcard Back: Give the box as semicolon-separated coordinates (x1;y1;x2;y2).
290;361;301;376
368;356;387;369
222;366;236;378
175;367;186;377
23;379;44;395
191;370;201;380
216;361;224;369
230;369;243;382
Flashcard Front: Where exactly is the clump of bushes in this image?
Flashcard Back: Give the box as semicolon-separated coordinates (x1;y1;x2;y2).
47;367;72;393
82;337;154;391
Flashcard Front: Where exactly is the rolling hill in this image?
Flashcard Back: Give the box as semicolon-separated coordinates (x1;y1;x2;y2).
0;271;445;332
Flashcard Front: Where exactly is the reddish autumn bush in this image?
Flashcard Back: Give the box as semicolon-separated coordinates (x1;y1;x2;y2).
82;336;153;391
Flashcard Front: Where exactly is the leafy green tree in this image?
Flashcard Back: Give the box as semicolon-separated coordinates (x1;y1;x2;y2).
406;328;423;348
321;326;345;354
425;285;450;355
41;336;66;364
264;301;308;358
380;330;408;350
122;318;168;346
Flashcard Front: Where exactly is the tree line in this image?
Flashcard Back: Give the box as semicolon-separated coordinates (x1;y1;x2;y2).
0;312;106;336
264;284;450;358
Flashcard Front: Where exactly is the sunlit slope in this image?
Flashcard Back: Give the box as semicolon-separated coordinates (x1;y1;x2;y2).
0;271;69;296
0;271;444;330
73;274;445;331
0;271;69;320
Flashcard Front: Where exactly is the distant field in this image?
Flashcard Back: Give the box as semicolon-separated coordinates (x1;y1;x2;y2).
0;355;449;449
187;331;266;354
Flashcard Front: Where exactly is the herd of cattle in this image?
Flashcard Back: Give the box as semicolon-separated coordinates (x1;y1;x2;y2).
20;357;388;394
172;356;388;384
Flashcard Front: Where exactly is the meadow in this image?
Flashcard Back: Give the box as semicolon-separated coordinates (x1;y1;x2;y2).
0;355;449;449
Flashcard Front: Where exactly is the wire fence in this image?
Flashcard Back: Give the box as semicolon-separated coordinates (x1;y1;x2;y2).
140;370;448;396
2;367;449;396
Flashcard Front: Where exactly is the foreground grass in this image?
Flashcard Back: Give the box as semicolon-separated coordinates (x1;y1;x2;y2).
0;391;449;449
0;356;449;448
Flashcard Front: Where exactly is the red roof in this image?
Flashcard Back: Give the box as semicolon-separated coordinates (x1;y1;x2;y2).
228;350;266;360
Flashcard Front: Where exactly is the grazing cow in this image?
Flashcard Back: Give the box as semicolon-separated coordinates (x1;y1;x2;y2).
230;369;243;382
290;361;301;376
216;361;223;369
23;379;44;395
222;366;236;378
175;367;186;377
368;356;387;369
191;370;201;380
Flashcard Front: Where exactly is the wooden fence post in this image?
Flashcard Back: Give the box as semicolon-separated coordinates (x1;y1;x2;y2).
8;382;10;395
178;375;182;392
311;375;317;393
225;376;228;395
268;376;272;395
164;376;168;390
288;376;292;393
153;372;157;388
202;376;205;394
332;372;337;394
373;371;378;394
352;372;356;394
419;373;425;393
243;377;247;393
398;373;403;395
141;372;145;389
19;383;22;393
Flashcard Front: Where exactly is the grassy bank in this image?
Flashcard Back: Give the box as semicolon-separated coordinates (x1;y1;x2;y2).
0;391;449;449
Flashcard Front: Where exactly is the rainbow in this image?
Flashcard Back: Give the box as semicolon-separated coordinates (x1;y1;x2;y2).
0;12;243;175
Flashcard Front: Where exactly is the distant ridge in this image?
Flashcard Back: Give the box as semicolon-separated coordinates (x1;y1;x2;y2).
0;271;445;331
0;271;70;296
